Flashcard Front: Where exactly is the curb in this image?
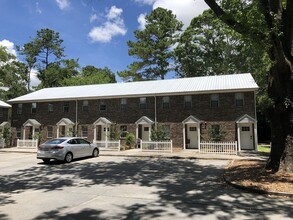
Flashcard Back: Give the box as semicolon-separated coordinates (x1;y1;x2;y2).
223;173;293;198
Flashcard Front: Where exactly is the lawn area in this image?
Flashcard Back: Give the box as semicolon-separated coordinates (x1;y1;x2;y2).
258;145;271;153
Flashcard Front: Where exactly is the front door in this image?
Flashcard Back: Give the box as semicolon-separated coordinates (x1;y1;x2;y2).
186;124;198;149
240;124;254;150
141;125;150;141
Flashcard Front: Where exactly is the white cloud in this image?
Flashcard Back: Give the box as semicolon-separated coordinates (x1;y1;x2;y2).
55;0;70;10
136;0;209;29
30;69;41;88
35;2;42;14
90;14;99;23
138;13;147;30
133;0;156;5
0;39;17;57
88;6;127;43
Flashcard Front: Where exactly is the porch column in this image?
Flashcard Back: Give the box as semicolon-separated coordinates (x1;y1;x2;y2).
197;125;201;151
32;126;35;139
149;126;152;141
105;123;108;148
237;124;241;151
23;127;26;140
93;126;97;142
57;126;59;138
136;125;138;139
254;123;258;151
183;125;186;150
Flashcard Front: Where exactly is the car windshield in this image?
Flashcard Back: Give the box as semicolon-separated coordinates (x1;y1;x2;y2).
44;138;67;145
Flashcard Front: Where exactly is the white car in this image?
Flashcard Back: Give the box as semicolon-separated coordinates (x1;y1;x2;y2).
37;137;99;163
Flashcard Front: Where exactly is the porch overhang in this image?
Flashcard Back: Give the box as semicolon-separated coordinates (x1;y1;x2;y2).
23;119;41;127
56;118;75;126
236;114;256;124
135;116;154;125
93;117;112;126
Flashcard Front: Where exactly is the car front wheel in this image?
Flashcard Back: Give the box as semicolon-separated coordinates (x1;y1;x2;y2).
92;148;99;157
64;152;73;163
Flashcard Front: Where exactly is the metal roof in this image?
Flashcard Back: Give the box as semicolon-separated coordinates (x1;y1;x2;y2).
0;100;11;108
8;73;258;103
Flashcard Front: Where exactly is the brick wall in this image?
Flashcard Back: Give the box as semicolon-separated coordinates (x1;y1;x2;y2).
10;91;256;147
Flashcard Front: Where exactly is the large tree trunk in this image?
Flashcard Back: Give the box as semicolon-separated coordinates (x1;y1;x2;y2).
265;38;293;172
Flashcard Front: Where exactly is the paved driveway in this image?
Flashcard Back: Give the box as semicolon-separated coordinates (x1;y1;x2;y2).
0;152;292;220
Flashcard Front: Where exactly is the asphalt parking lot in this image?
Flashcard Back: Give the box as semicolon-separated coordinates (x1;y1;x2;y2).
0;152;293;220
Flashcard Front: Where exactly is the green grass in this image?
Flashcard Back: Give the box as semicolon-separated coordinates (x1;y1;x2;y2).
258;145;271;153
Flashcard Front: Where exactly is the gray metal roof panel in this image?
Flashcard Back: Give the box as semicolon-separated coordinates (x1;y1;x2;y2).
8;73;258;103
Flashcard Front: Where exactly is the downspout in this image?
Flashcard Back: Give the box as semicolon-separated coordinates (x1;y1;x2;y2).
254;90;258;150
75;100;78;137
154;96;157;130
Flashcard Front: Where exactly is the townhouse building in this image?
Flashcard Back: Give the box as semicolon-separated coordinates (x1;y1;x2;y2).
8;73;258;151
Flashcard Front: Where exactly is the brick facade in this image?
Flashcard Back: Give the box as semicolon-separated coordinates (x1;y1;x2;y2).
10;91;256;149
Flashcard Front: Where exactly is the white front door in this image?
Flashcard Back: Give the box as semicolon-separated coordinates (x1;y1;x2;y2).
240;124;254;150
142;125;150;141
187;124;198;149
101;125;110;141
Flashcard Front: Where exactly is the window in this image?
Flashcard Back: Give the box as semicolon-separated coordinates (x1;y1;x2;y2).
47;126;53;138
144;127;149;131
120;98;127;111
99;101;106;111
235;93;244;107
162;96;170;109
63;102;69;112
31;103;37;113
210;94;219;107
120;125;127;138
184;96;192;109
48;104;53;113
139;97;147;109
242;126;250;131
190;127;197;131
103;127;110;132
81;126;88;137
16;128;21;138
17;104;23;114
82;100;89;112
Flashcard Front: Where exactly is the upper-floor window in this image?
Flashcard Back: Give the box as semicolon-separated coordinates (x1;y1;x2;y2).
235;93;244;107
17;103;23;114
63;102;69;112
99;101;106;111
31;103;37;113
47;126;53;138
82;100;89;112
120;98;127;111
184;95;192;109
162;96;170;109
48;104;53;113
210;94;219;108
139;97;147;109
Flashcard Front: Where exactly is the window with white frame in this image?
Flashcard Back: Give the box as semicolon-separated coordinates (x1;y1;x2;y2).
31;103;37;113
17;103;23;114
235;93;244;107
16;128;21;138
210;94;219;107
184;95;192;109
120;98;127;111
120;125;127;138
63;102;69;112
81;126;88;137
162;96;170;109
139;97;147;109
48;104;53;113
99;101;106;111
82;100;89;112
47;126;53;138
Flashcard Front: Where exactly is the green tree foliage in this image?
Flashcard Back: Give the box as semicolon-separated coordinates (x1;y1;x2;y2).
204;0;293;172
119;7;183;81
61;66;116;86
175;9;270;78
0;46;27;100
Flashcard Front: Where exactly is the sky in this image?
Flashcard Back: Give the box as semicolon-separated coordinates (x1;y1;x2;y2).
0;0;209;86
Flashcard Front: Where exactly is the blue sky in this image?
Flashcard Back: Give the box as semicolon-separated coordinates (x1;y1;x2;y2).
0;0;208;85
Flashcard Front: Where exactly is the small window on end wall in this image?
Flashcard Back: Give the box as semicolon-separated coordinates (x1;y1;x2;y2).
235;93;244;107
210;94;219;108
100;101;106;111
139;97;147;109
184;96;192;109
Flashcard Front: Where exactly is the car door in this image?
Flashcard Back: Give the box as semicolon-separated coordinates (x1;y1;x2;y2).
67;138;81;158
77;138;91;157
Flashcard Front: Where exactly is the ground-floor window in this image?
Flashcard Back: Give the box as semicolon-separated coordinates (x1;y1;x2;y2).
16;128;21;138
47;126;53;138
81;126;88;138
